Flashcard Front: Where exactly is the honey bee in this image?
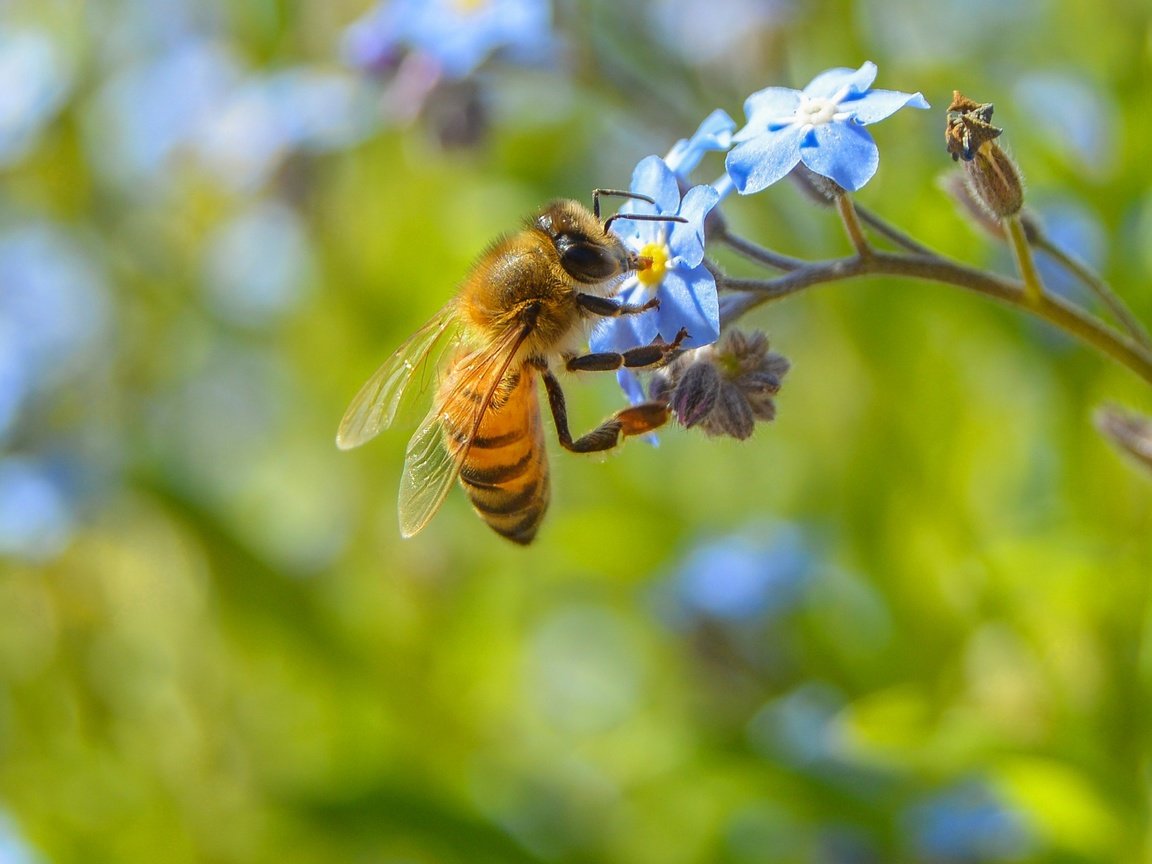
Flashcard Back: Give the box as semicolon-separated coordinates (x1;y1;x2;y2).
336;191;688;544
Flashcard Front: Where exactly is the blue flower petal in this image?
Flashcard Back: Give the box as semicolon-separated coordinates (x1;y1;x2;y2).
592;292;659;352
629;154;680;216
668;183;719;267
726;124;805;194
665;108;736;176
617;368;647;405
655;266;719;347
847;88;930;124
803;61;877;100
800;122;878;191
735;87;801;140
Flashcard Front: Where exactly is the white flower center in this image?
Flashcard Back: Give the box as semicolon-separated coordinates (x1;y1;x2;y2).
797;95;838;126
791;84;854;129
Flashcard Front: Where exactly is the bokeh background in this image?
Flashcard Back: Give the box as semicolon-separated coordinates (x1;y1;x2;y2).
3;0;1152;861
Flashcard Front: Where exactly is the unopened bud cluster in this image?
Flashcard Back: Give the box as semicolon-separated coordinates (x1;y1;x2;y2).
945;91;1024;219
651;329;790;440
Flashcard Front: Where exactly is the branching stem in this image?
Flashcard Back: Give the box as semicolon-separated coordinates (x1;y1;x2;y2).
1031;232;1152;351
718;246;1152;388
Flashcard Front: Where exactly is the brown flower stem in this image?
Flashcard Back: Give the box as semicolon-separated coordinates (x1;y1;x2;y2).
835;194;872;259
716;230;806;272
719;249;1152;388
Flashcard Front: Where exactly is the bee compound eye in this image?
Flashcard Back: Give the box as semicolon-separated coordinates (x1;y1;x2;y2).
557;235;619;282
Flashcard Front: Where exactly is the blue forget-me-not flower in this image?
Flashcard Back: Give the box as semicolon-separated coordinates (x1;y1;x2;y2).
593;155;720;353
726;61;929;194
590;155;720;404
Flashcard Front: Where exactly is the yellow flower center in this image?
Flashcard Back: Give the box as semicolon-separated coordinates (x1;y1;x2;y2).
637;241;669;287
453;0;487;12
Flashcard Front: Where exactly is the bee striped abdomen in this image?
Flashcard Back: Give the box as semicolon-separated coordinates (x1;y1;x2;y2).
453;369;550;544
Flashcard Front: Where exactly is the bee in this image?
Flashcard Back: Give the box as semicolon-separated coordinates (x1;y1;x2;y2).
336;191;688;544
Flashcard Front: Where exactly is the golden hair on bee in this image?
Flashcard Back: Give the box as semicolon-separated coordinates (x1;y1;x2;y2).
337;190;688;544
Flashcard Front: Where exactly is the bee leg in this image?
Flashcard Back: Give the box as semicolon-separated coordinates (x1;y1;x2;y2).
576;294;659;318
541;369;669;453
565;327;689;372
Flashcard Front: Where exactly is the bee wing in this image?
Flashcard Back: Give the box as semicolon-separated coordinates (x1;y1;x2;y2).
336;301;458;450
397;320;532;538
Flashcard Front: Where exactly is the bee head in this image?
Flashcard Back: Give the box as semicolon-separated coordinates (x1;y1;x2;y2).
535;199;632;284
534;196;690;284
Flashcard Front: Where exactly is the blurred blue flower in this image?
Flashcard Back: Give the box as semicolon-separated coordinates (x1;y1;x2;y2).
592;156;719;355
1031;198;1106;301
0;29;73;166
0;456;74;561
726;61;929;194
92;0;205;59
201;201;314;326
746;682;845;766
1014;71;1118;181
0;225;109;437
672;522;813;621
89;40;369;192
0;811;45;864
193;68;371;190
650;0;794;67
87;40;239;187
344;0;553;80
0;338;30;440
905;781;1030;862
664;108;736;180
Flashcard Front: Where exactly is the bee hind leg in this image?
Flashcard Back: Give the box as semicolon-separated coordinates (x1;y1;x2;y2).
540;369;669;453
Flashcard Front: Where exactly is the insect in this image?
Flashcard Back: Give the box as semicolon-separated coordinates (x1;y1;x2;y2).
336;191;689;544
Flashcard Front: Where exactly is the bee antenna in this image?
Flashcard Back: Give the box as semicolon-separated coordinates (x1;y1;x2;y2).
603;213;688;234
591;188;656;219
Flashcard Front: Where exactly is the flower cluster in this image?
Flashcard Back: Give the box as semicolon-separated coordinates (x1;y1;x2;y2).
594;62;927;439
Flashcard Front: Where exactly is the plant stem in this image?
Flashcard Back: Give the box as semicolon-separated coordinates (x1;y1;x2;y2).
716;230;807;271
836;194;872;258
1006;215;1044;307
719;249;1152;388
1032;232;1152;351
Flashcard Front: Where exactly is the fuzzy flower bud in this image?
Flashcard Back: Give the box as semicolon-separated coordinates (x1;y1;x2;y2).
939;173;1041;242
945;91;1024;219
652;329;790;440
1095;405;1152;475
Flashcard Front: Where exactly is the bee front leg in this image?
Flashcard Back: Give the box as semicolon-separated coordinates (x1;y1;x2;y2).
540;369;669;453
576;294;659;318
565;327;689;373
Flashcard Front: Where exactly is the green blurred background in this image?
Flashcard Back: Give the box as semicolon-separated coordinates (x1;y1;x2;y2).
2;0;1152;861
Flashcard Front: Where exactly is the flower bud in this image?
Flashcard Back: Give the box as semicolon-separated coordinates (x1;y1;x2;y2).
669;360;721;428
1095;405;1152;475
945;91;1024;219
660;329;790;440
939;173;1041;241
